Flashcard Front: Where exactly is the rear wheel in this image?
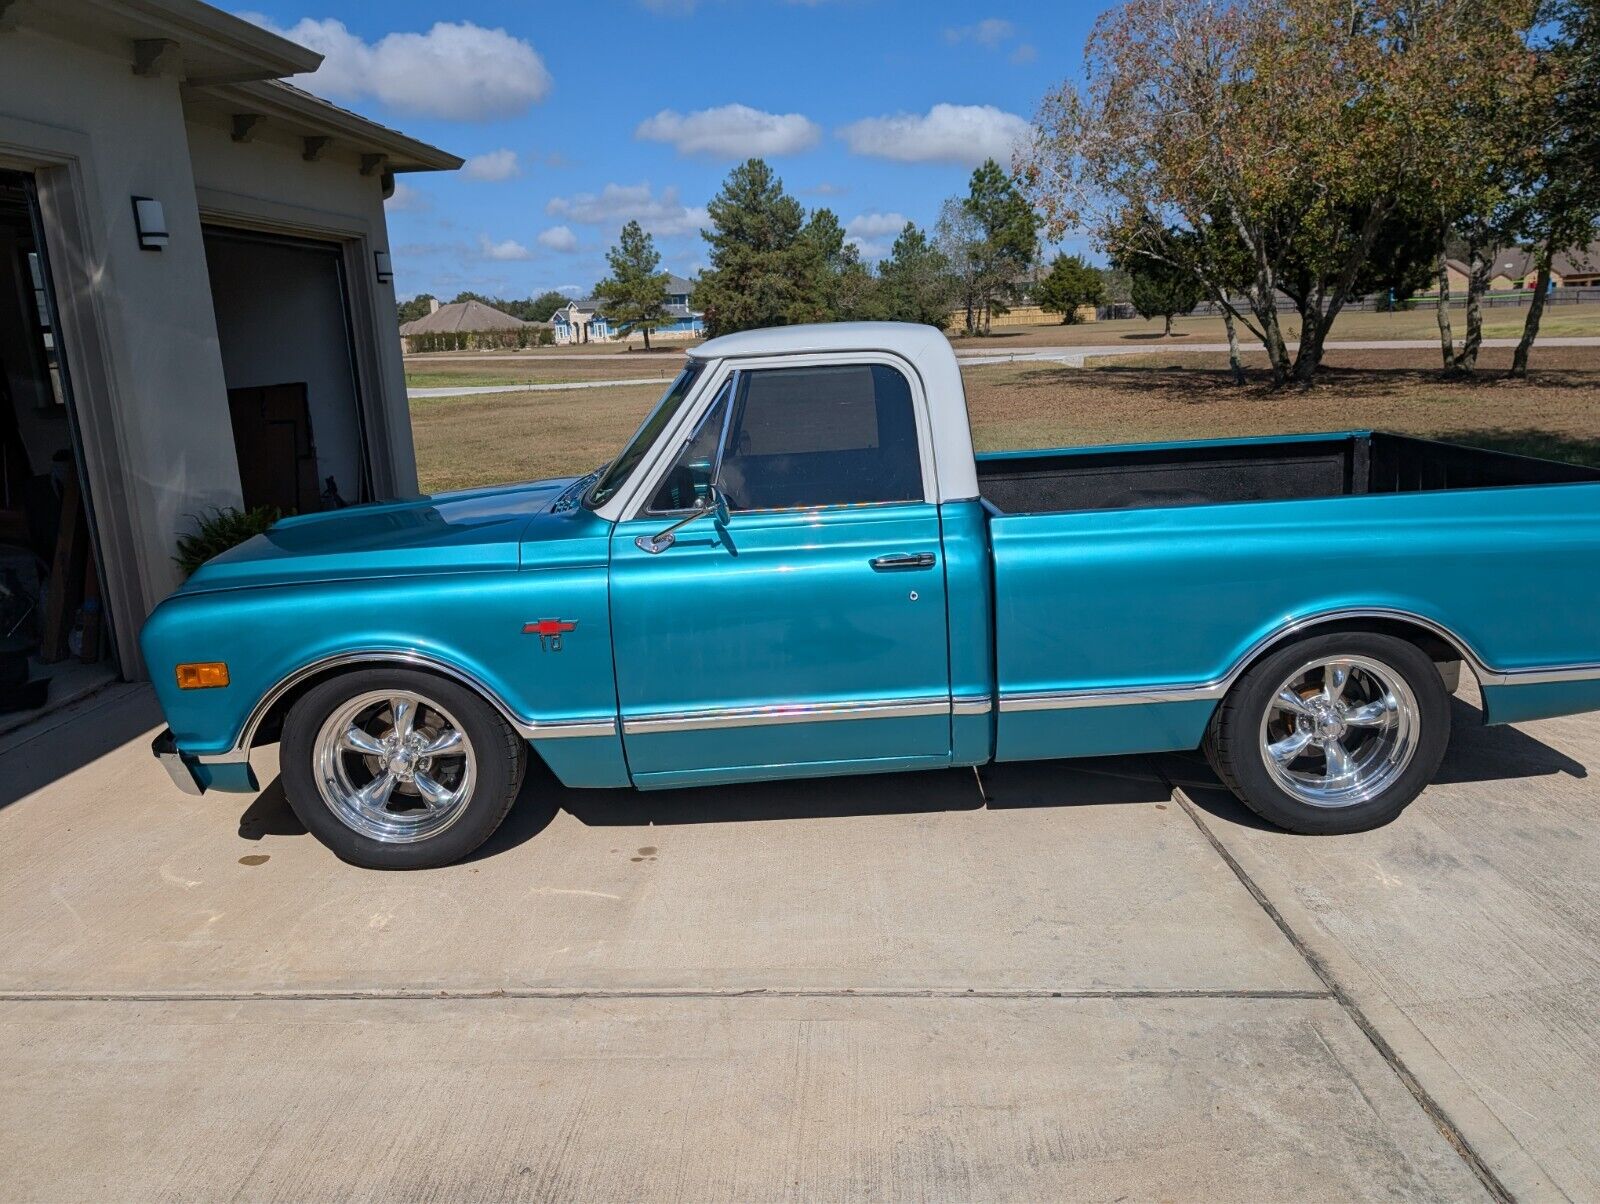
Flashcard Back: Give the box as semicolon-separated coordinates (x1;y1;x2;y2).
280;669;526;869
1204;632;1450;834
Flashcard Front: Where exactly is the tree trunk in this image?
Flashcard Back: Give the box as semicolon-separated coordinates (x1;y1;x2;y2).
1453;249;1489;374
964;295;975;334
1510;250;1553;379
1240;292;1291;387
1434;255;1453;371
642;326;652;351
1162;313;1173;337
1223;309;1246;385
1290;309;1326;386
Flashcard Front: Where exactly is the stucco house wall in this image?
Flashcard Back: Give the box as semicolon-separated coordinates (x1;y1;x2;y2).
0;2;454;678
0;24;242;674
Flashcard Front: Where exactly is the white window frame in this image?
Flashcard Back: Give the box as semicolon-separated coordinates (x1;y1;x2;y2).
599;350;940;524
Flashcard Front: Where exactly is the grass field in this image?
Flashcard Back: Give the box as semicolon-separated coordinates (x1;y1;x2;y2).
404;357;685;390
947;300;1600;348
410;341;1600;493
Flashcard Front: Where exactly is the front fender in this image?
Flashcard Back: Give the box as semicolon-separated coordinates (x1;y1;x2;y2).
140;564;619;769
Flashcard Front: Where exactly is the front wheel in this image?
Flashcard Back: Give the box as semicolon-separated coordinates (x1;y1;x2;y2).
1203;632;1451;834
280;669;527;868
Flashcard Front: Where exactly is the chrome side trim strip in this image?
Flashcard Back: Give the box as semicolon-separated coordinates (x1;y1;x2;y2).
951;695;993;716
525;717;618;739
999;683;1224;712
623;696;951;735
997;606;1600;713
225;651;615;760
1480;663;1600;687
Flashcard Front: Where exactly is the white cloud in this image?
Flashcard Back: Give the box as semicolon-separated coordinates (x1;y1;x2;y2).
384;181;429;211
545;182;707;237
808;181;846;196
944;18;1015;48
462;149;521;181
1010;43;1038;64
846;212;910;240
479;236;532;261
537;225;579;252
838;104;1031;167
636;104;821;158
241;16;550;121
847;236;891;262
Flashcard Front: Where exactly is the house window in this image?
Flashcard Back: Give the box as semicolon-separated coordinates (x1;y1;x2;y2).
23;250;65;407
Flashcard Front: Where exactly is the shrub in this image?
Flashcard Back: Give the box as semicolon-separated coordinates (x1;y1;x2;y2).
403;328;552;353
174;506;281;578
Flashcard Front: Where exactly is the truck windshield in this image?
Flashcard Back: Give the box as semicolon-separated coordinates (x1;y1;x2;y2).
585;362;705;508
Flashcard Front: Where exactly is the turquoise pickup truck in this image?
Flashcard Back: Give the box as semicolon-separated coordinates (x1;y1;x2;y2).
143;322;1600;868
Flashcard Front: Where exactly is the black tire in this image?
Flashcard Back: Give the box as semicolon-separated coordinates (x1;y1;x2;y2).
1203;632;1451;834
280;668;527;869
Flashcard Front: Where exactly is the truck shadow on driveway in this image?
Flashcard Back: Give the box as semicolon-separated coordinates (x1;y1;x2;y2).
1158;695;1588;831
233;696;1587;859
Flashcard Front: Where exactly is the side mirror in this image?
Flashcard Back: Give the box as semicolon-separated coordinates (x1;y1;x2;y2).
635;484;729;555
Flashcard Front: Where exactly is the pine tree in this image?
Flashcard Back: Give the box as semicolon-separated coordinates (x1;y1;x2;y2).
693;159;813;336
878;223;954;326
962;159;1039;332
1127;261;1201;334
1036;254;1107;324
594;221;670;349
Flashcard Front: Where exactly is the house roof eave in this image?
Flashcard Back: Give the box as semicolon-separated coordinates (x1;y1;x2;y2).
192;78;462;171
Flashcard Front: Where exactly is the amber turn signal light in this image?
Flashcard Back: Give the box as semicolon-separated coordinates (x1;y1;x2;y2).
175;662;229;689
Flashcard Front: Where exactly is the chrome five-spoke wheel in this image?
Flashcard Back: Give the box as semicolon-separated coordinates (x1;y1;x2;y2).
1204;632;1450;834
312;689;477;843
1258;654;1420;808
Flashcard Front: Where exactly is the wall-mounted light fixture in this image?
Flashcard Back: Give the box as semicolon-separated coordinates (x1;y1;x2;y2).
373;249;393;284
131;197;167;250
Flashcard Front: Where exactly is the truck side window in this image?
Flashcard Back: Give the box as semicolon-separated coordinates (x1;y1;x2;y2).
646;382;731;514
717;364;922;512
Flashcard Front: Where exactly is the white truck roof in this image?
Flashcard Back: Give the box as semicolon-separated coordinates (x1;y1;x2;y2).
689;322;979;503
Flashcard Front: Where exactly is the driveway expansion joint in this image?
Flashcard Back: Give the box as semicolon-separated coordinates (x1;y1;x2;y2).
0;986;1336;1003
1166;781;1516;1204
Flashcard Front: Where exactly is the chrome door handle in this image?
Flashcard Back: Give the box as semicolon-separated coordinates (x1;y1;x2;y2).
870;552;937;571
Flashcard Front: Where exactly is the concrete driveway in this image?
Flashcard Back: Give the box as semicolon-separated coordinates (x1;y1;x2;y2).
1;680;1594;1201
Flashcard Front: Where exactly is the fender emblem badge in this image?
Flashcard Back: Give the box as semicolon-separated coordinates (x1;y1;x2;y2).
524;619;577;652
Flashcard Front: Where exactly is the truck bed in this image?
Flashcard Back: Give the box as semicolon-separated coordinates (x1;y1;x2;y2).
977;431;1600;515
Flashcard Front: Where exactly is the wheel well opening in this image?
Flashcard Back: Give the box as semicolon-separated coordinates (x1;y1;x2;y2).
1238;616;1473;686
248;662;550;773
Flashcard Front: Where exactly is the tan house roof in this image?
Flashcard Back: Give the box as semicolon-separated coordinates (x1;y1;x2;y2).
401;300;528;335
1447;242;1600;282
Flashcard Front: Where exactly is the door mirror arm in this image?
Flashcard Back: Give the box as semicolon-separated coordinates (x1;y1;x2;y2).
635;484;729;554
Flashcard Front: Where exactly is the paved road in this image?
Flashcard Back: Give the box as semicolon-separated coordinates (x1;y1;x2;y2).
404;352;686;363
1;678;1594;1199
408;378;665;399
955;335;1600;367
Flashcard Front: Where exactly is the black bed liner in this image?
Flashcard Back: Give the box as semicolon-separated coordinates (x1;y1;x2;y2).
977;431;1600;516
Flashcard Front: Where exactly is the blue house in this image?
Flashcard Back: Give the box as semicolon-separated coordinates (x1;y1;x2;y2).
550;274;704;344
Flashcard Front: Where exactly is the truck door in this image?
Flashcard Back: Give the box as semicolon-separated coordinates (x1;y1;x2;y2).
609;359;952;787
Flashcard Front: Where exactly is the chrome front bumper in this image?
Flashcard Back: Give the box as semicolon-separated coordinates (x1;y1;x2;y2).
152;728;205;796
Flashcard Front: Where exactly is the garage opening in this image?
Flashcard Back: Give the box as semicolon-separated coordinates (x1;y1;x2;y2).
0;170;116;722
202;226;372;515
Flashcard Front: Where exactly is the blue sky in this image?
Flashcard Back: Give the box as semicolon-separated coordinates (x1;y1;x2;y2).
236;1;1111;301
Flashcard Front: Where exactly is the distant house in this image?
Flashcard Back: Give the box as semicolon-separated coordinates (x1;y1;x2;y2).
1442;243;1600;293
550;274;704;345
399;298;537;351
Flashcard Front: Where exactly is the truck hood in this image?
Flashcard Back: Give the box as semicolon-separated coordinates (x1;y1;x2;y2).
181;477;580;594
